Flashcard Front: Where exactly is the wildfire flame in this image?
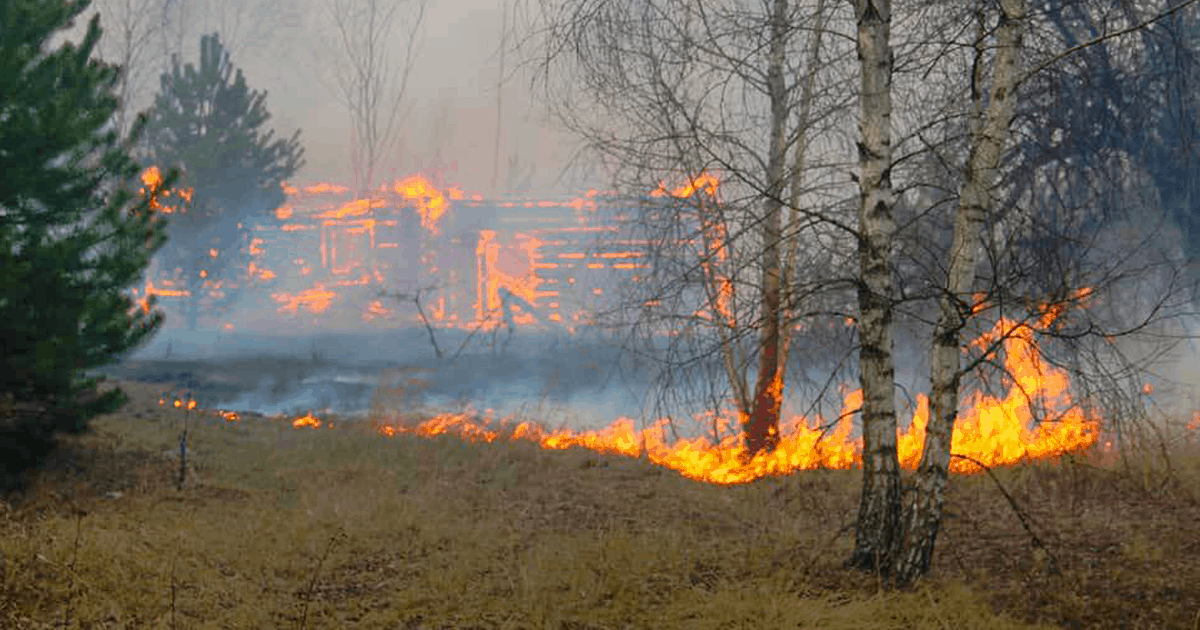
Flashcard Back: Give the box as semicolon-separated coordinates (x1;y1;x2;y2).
150;172;661;330
158;300;1113;486
371;313;1100;484
138;166;193;212
292;412;322;428
273;285;337;314
134;168;1185;485
650;171;720;199
392;174;448;234
363;299;392;322
301;183;349;195
318;197;387;220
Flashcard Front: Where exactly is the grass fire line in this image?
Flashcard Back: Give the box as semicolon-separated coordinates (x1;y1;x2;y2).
10;381;1198;629
154;312;1109;486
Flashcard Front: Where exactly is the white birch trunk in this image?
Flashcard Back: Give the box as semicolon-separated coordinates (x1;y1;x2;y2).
894;0;1027;584
848;0;902;574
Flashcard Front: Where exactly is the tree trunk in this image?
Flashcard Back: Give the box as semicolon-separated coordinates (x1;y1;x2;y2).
848;0;901;575
744;0;792;459
779;0;827;371
893;0;1026;585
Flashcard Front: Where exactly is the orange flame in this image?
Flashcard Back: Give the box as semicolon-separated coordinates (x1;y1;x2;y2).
302;183;349;195
392;174;448;234
363;299;393;322
140;166;163;189
292;412;322;428
132;278;192;314
138;166;193;214
923;316;1098;471
375;313;1100;484
650;172;720;199
474;230;550;322
273;285;337;314
318;197;386;220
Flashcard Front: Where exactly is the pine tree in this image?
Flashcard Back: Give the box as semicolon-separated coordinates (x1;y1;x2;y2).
0;0;176;490
144;32;305;329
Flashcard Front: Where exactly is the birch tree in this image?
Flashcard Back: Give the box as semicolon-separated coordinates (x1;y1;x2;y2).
867;0;1198;584
892;0;1028;583
846;0;901;573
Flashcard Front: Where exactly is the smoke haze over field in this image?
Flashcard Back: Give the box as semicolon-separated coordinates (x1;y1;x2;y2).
122;328;656;430
75;0;589;195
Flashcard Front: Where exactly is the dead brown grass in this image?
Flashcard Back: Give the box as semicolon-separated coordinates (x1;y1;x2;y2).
1;380;1197;629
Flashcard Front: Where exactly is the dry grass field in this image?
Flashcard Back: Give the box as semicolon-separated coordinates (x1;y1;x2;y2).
2;380;1199;629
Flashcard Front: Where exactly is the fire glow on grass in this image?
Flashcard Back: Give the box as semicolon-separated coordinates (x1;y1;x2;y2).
370;314;1103;485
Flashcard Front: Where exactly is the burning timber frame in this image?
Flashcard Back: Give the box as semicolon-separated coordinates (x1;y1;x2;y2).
140;177;657;332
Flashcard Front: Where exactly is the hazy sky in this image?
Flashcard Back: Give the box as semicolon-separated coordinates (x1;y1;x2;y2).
85;0;588;195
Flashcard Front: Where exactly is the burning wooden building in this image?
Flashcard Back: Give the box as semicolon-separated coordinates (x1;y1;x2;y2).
139;173;655;332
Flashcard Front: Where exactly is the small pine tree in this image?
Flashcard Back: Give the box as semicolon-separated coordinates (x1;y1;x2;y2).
0;0;176;491
144;32;305;329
